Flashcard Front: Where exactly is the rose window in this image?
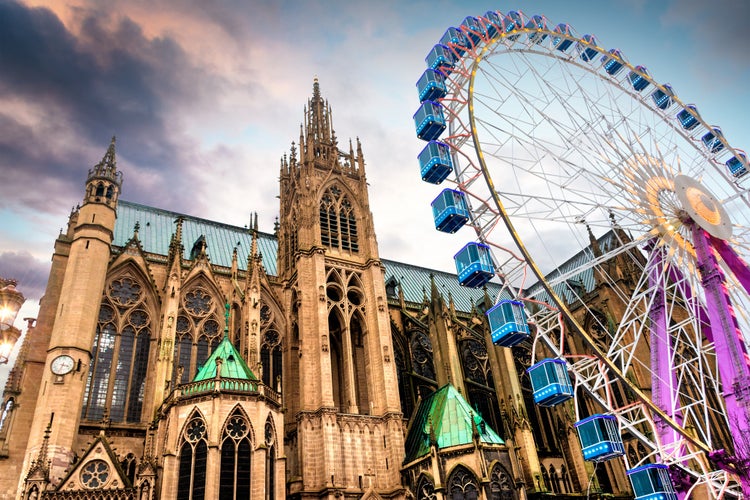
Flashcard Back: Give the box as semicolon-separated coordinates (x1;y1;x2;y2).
226;416;248;439
185;289;211;316
110;277;141;307
186;419;206;442
129;309;149;328
81;460;110;489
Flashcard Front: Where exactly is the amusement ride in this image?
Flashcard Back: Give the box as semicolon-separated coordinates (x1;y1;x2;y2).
413;9;750;499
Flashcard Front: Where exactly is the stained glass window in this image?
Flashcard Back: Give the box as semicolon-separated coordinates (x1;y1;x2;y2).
82;276;151;423
81;460;110;489
448;467;479;500
172;286;222;385
219;411;251;500
320;185;358;252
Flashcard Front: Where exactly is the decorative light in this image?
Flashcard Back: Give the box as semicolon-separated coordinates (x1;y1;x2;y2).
0;278;25;364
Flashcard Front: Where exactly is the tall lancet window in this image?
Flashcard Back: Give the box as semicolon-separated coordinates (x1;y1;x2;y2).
177;414;208;500
259;302;283;390
326;268;369;413
219;409;252;500
82;274;152;423
320;185;358;252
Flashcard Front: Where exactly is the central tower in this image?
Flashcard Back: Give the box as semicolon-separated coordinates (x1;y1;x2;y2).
278;80;405;498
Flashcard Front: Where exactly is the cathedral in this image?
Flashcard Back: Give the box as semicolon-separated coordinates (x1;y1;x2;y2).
0;81;640;499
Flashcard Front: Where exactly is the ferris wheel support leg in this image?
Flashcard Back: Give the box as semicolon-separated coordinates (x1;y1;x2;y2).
709;234;750;296
648;246;685;456
692;224;750;493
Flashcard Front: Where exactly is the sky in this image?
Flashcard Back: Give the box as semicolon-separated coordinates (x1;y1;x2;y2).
0;0;748;365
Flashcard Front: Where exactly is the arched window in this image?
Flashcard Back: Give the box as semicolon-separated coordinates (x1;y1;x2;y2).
319;185;358;252
265;419;276;500
259;303;282;390
448;466;479;500
177;415;208;500
231;303;242;354
489;463;514;500
95;183;105;197
82;275;152;423
393;341;415;419
461;336;502;436
0;398;14;434
120;452;137;486
541;465;551;491
410;331;435;381
549;465;560;494
561;465;572;494
326;268;369;413
416;475;436;500
219;410;251;500
172;286;222;386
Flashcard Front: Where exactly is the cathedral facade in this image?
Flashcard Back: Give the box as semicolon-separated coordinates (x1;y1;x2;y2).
0;82;637;499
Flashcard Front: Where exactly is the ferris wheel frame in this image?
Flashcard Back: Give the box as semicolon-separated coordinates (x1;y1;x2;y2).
415;9;750;499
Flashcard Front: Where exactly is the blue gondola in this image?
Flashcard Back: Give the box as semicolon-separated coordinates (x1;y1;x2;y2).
627;464;678;500
525;15;547;43
432;188;469;233
651;84;674;110
482;10;503;38
577;34;598;62
726;151;748;178
676;104;699;130
418;141;453;184
701;127;724;153
454;242;494;288
417;69;447;102
426;44;456;77
486;299;530;347
552;23;574;52
601;49;624;75
629;65;650;92
527;358;573;406
575;414;624;462
414;100;446;141
440;27;468;58
461;16;486;45
502;11;524;40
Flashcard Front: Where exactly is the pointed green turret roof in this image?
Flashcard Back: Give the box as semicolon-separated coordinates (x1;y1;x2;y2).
192;336;256;382
403;384;504;464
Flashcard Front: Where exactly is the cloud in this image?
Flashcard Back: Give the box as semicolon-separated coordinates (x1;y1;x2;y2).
0;251;50;300
661;0;750;67
0;1;220;215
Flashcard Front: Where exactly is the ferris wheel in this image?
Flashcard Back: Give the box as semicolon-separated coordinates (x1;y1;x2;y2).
413;10;750;500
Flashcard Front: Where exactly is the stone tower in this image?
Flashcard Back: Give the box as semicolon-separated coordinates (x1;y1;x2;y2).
277;80;405;498
20;138;122;490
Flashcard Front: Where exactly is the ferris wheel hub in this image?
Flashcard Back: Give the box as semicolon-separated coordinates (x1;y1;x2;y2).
673;174;732;240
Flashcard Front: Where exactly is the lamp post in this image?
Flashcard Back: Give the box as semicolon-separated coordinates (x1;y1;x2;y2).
0;278;25;364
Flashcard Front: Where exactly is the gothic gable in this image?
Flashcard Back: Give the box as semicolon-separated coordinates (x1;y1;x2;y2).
56;434;131;492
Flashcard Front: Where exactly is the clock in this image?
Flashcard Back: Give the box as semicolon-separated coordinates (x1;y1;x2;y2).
51;354;75;375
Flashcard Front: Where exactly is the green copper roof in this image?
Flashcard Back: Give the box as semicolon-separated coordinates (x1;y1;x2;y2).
114;200;503;312
192;336;256;382
403;384;504;464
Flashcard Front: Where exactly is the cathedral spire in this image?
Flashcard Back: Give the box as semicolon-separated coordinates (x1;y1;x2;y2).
87;136;122;187
586;222;602;258
84;137;122;206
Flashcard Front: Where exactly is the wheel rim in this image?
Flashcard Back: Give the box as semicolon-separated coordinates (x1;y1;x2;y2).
428;12;750;497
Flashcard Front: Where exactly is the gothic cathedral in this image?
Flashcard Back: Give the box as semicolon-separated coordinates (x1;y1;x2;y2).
0;81;636;499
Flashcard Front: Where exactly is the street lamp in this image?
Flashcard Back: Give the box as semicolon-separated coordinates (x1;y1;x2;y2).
0;278;25;364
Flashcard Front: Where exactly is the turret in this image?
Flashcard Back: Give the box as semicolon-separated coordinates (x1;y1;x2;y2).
84;136;122;207
22;138;123;490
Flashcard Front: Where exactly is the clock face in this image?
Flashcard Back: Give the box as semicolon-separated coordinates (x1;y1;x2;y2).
51;354;75;375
